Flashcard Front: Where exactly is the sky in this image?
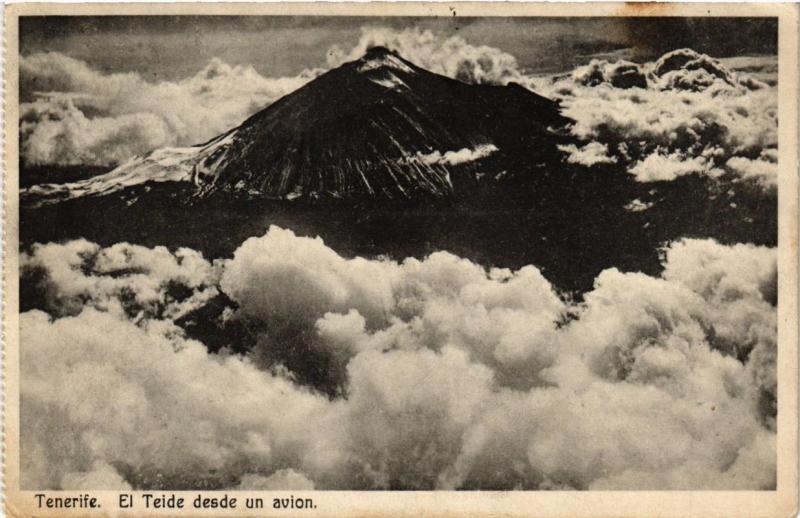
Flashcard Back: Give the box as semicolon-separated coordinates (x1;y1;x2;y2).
20;16;777;79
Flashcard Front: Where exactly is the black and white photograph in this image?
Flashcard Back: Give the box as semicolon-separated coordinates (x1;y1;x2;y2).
3;4;799;514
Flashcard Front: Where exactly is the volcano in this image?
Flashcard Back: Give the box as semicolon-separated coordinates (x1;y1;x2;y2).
191;46;571;198
24;46;571;204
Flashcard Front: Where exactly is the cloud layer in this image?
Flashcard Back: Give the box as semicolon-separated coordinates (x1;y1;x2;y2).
21;26;527;167
21;227;777;490
535;49;778;188
20;52;319;166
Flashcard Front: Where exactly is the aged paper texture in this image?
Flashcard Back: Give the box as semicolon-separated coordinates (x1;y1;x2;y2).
3;3;799;517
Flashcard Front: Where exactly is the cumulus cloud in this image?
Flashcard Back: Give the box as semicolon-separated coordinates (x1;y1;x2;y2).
21;239;221;320
20;308;331;490
661;239;777;366
327;26;524;85
21;227;776;490
628;148;721;182
20;52;319;166
651;49;738;91
566;49;767;94
221;227;397;327
539;49;777;189
20;97;173;166
726;154;778;189
60;462;133;491
556;84;776;154
558;142;617;166
572;59;647;89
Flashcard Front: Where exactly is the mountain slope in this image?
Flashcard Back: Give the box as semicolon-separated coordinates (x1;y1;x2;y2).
23;47;571;204
191;46;570;198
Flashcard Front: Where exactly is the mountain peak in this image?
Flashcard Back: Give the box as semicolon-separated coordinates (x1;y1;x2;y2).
364;45;395;58
356;46;415;75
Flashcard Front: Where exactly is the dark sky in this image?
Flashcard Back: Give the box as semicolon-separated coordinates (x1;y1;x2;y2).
20;16;778;79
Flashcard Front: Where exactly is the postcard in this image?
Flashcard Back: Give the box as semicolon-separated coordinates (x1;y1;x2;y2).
3;3;798;516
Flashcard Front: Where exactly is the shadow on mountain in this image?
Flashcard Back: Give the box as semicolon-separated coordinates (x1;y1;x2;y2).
20;165;776;297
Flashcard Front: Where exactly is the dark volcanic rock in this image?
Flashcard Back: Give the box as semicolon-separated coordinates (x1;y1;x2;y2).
191;46;571;198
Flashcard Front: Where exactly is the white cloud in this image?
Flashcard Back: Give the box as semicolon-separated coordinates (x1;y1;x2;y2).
60;461;133;490
24;130;238;204
651;49;737;92
21;229;777;490
20;308;332;489
726;155;778;189
220;227;398;327
557;85;777;157
21;239;221;320
20;52;318;166
628;149;718;182
661;238;777;369
558;142;617;166
20;97;173;166
327;26;523;85
532;48;777;190
572;59;647;89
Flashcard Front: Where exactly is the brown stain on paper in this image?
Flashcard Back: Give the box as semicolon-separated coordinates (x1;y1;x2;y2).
617;2;676;17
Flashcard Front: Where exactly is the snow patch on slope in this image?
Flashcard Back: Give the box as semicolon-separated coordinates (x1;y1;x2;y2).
23;130;238;205
625;199;654;212
368;71;408;90
358;53;415;75
412;144;498;166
